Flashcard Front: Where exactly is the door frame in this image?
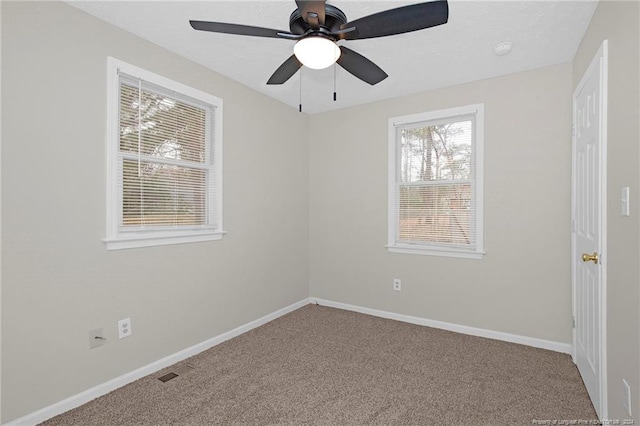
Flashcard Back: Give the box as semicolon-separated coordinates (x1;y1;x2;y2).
571;39;608;419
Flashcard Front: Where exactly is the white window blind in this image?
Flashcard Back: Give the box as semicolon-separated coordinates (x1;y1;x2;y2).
118;75;215;229
105;58;224;250
388;105;484;258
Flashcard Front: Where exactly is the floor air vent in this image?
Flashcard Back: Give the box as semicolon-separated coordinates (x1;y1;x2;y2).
157;364;195;383
158;372;178;383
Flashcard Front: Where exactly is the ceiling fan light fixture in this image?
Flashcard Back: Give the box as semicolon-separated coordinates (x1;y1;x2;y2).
294;36;341;70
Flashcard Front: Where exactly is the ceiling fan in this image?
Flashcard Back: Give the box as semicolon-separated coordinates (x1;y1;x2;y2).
190;0;449;86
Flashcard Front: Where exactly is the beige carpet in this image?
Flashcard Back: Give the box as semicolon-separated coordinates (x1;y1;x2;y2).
42;304;597;425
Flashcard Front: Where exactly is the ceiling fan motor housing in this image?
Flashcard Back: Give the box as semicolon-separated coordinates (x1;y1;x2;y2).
288;4;348;38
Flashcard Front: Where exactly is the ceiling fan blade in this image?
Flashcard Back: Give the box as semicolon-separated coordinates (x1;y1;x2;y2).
267;55;303;85
190;20;289;39
295;0;326;27
341;0;448;40
337;46;388;85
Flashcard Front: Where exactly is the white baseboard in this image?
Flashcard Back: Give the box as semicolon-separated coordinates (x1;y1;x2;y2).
311;298;572;355
5;298;312;426
8;296;571;425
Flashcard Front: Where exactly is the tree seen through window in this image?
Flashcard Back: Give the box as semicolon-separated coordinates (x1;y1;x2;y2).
398;120;474;245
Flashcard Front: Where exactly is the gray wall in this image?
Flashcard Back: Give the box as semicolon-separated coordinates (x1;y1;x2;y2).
309;64;574;343
572;0;640;421
1;1;309;422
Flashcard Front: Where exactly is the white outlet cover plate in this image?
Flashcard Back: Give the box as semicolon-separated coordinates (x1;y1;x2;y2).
118;318;132;339
393;279;401;291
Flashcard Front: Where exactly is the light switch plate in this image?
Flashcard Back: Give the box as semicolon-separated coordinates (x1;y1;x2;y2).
621;186;630;217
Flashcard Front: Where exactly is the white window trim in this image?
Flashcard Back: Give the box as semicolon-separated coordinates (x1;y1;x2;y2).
387;104;485;259
104;57;225;250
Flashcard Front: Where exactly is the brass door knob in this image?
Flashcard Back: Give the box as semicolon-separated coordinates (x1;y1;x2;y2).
581;252;599;264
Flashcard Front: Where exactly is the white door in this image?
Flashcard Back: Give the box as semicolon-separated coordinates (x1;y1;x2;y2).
572;40;608;419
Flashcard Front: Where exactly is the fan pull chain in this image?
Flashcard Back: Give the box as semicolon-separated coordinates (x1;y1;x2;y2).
333;63;337;102
299;68;303;113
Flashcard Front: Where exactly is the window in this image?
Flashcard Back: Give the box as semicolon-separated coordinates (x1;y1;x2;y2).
105;58;224;250
388;104;484;259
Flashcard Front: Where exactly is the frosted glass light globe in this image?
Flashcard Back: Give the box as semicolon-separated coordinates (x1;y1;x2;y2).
294;37;341;70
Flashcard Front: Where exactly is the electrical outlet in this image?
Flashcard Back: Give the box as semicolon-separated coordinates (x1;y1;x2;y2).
623;379;632;417
393;278;401;291
89;327;106;349
118;318;132;339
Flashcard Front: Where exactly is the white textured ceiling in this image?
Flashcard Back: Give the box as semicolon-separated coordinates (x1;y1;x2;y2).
66;0;598;114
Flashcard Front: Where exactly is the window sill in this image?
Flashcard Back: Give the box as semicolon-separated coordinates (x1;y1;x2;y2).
387;245;485;260
104;231;226;250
